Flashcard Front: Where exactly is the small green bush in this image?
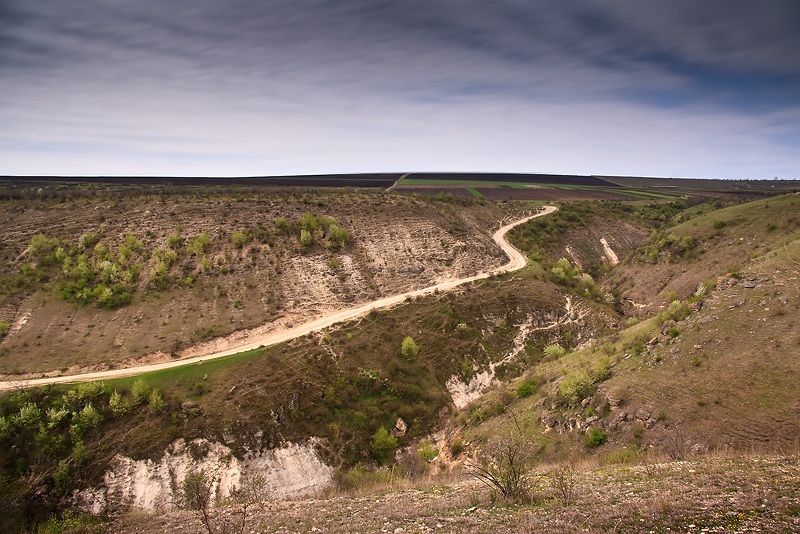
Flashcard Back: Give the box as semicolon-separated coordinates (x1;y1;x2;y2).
516;378;538;398
460;357;474;381
543;343;566;359
559;371;595;406
131;378;149;404
417;440;438;463
371;427;398;464
149;389;164;413
586;428;607;448
109;390;129;416
17;402;42;429
401;336;419;359
301;212;318;232
299;229;313;247
167;233;184;249
231;230;249;248
0;322;9;337
188;232;210;255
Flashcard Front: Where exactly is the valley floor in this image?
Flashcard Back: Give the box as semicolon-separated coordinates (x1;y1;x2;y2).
105;454;800;534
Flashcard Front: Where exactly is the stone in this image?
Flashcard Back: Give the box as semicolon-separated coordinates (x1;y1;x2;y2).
581;397;591;408
645;418;657;429
540;411;557;428
689;301;702;312
616;412;628;422
661;320;677;335
180;402;201;416
607;394;623;408
743;280;757;288
635;409;651;421
392;418;408;437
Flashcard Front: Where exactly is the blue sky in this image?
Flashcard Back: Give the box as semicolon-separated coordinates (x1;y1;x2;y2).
1;1;798;179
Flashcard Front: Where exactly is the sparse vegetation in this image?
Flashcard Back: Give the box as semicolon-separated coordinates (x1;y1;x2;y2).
2;185;800;533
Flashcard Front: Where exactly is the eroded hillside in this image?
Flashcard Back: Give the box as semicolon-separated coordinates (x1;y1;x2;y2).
0;190;525;377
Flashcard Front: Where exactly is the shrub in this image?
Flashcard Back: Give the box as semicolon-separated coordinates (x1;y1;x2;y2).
559;371;595;406
713;220;726;230
301;212;318;232
29;233;59;259
167;233;184;249
188;232;210;255
70;403;103;439
299;229;313;247
80;232;99;249
0;322;9;337
16;402;41;429
75;381;104;402
329;224;350;244
459;357;474;381
586;428;607;448
401;336;419;359
516;378;538;398
275;216;288;231
767;222;778;232
371;427;398;464
109;390;129;416
131;378;149;404
466;429;541;503
543;343;566;359
417;440;438;463
231;230;249;248
46;406;68;428
450;438;464;457
149;388;164;413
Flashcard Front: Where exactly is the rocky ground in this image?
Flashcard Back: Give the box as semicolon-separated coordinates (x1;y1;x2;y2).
102;454;800;534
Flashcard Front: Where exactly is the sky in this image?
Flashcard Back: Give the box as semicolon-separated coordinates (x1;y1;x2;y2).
1;1;799;180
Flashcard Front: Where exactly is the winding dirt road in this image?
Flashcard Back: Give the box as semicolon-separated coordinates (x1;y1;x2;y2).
0;206;557;391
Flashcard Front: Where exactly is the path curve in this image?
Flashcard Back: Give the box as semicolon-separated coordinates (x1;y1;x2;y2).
0;206;557;391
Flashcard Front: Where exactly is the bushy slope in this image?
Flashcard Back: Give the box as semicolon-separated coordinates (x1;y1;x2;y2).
0;189;518;376
469;194;800;464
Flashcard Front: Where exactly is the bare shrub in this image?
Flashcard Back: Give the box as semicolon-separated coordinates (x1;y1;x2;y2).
662;426;689;460
172;468;271;534
549;463;577;506
466;410;542;503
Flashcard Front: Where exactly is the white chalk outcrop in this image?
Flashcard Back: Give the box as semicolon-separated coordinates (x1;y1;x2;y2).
78;438;332;513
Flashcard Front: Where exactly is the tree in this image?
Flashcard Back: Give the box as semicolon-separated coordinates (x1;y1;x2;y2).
401;336;419;359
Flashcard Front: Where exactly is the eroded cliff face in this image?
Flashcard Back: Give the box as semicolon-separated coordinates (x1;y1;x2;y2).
77;438;332;513
0;194;512;377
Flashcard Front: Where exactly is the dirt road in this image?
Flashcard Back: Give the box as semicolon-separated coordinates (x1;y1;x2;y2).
0;206;556;391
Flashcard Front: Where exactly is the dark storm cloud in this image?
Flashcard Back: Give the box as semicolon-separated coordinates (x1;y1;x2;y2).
1;0;799;177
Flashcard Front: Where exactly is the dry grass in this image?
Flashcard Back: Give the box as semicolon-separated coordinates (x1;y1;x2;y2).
104;453;800;534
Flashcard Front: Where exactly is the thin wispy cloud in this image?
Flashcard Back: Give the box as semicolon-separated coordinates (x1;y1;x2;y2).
1;1;798;178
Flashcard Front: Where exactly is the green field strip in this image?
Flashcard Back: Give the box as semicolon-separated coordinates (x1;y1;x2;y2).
466;187;485;199
619;189;680;200
52;346;273;393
